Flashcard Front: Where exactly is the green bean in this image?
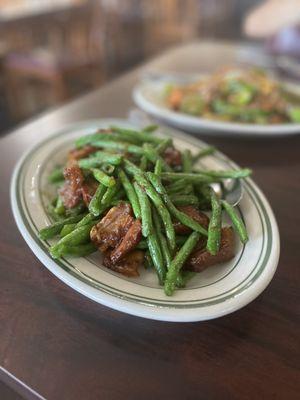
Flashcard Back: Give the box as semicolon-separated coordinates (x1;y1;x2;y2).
39;214;86;240
134;182;153;237
192;146;216;163
124;161;176;251
143;143;172;172
164;231;200;296
76;213;97;228
221;200;248;244
169;194;199;206
101;180;122;206
167;184;194;196
92;140;144;155
142;124;158;133
166;179;188;192
153;209;172;268
123;159;143;176
156;138;173;154
161;172;217;183
75;132;132;148
154;159;163;175
78;153;122;169
182;149;192;172
207;189;222;255
50;220;98;259
92;168;116;187
153;213;192;288
94;151;123;164
110;125;163;145
54;196;65;216
89;183;107;216
118;169;141;218
191;169;251;179
60;243;97;257
139;155;148;171
147;172;208;236
48;167;64;183
60;223;76;237
147;234;166;284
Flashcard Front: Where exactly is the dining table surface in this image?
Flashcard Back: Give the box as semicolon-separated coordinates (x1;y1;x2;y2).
0;41;299;400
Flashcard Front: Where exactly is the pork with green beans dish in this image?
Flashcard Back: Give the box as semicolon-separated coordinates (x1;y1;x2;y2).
39;125;250;296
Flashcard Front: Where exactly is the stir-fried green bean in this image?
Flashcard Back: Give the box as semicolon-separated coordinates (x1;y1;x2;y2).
76;213;97;228
89;183;107;216
164;231;200;296
59;243;97;257
207;189;222;255
39;214;86;240
152;209;172;268
118;169;141;219
134;182;153;237
79;153;122;169
111;125;163;145
92;140;144;155
147;233;166;284
101;181;121;206
154;159;163;175
161;169;251;181
75;132;133;148
169;194;199;206
60;223;76;237
221;200;248;244
92;168;116;187
50;220;98;259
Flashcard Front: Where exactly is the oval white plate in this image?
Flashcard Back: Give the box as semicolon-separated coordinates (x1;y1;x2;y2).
133;80;300;136
11;119;280;322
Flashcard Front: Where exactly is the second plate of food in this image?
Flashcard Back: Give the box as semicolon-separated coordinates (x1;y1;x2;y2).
133;68;300;135
11;119;279;321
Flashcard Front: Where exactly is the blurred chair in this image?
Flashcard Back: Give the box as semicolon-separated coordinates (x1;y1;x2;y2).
3;1;106;120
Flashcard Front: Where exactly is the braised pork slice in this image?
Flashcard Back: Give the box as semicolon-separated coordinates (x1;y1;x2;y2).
90;203;143;276
173;205;210;235
59;160;84;208
90;202;135;252
185;227;235;272
103;250;144;277
110;219;142;264
163;147;182;167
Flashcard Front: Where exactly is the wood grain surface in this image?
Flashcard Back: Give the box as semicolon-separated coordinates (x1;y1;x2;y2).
0;42;299;400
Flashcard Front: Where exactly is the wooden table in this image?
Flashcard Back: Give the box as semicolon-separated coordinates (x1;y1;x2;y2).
1;41;299;400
